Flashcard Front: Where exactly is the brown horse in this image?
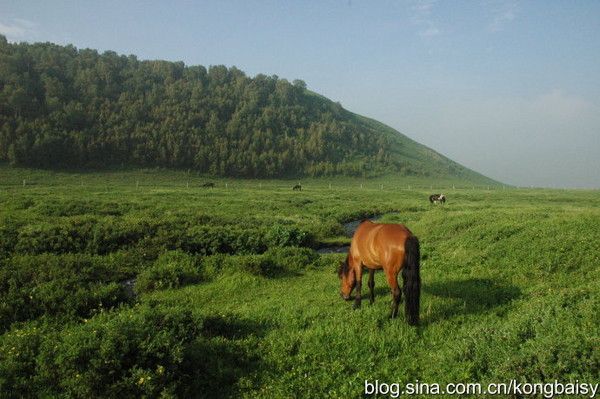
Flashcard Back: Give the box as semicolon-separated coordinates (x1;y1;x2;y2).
338;220;421;325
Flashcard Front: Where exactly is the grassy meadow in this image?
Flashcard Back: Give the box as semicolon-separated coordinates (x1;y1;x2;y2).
0;166;599;398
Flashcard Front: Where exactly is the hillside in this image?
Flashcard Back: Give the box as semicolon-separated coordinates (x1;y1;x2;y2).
0;36;497;184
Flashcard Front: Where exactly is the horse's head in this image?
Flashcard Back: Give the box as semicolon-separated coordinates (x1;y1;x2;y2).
338;255;356;300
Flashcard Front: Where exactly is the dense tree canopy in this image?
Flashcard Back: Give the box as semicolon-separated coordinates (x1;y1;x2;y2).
0;36;393;177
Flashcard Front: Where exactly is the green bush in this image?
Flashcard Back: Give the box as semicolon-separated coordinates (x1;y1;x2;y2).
36;199;127;217
199;247;323;279
89;218;150;255
183;225;267;255
6;213;315;260
0;304;258;398
0;254;132;330
308;218;346;240
15;222;89;254
265;224;314;248
0;322;47;398
135;250;202;293
33;304;200;398
0;220;20;257
263;246;320;273
235;254;277;276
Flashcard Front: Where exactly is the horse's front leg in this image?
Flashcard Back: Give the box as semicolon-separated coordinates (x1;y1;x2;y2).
385;271;401;318
353;267;363;309
368;269;375;304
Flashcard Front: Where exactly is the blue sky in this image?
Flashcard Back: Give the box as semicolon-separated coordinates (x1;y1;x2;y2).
1;1;599;187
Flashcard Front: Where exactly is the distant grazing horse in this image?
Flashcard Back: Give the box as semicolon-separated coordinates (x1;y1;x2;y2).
338;220;420;325
429;194;446;204
292;184;302;191
201;182;215;188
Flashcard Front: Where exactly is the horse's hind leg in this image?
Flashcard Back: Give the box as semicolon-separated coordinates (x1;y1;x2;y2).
368;269;375;304
385;271;402;318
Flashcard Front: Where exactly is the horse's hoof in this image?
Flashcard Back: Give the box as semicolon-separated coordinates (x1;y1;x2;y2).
353;302;361;310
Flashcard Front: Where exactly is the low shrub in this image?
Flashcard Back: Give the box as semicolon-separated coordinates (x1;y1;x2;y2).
182;225;267;255
265;223;314;248
88;218;150;255
135;250;202;293
0;219;20;257
0;321;48;397
200;247;324;280
15;222;90;254
0;306;259;398
33;304;200;398
263;246;320;273
308;218;346;241
0;254;133;330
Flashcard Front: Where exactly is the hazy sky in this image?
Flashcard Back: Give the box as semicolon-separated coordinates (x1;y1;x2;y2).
1;1;599;188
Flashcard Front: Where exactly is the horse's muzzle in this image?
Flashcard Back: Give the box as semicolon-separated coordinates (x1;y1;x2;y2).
340;293;351;301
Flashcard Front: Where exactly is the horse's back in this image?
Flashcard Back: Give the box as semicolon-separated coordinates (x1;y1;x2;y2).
351;221;412;269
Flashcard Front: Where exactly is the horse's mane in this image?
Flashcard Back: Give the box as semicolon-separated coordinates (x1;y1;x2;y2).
338;254;350;277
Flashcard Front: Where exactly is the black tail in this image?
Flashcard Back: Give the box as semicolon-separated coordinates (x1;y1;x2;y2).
402;235;421;326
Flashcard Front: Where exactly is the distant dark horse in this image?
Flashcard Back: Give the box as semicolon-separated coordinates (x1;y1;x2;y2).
201;182;215;188
292;184;302;191
429;194;446;204
338;220;420;325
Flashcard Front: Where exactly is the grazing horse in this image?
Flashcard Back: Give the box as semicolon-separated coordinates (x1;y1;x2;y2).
201;182;215;188
429;194;446;204
292;184;302;191
338;220;421;325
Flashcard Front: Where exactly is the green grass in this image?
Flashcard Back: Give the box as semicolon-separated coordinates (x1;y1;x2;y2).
0;166;598;398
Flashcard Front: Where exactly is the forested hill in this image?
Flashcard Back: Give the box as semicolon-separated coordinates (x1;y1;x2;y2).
0;36;495;182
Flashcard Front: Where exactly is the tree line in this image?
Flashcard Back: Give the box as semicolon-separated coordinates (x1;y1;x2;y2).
0;36;393;177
